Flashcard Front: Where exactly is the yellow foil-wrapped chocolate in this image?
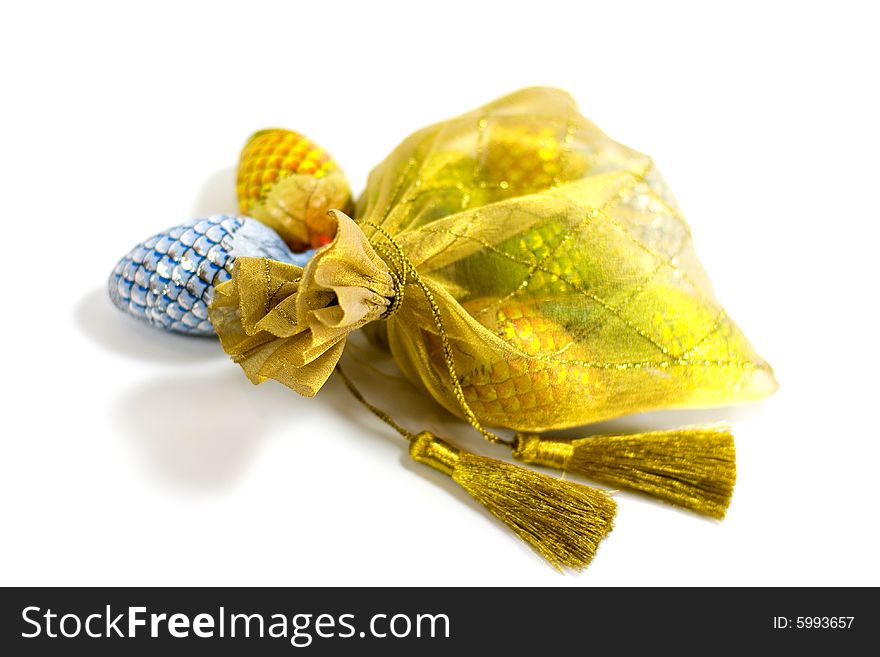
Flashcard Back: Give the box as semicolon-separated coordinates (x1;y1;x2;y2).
212;87;775;433
237;129;352;251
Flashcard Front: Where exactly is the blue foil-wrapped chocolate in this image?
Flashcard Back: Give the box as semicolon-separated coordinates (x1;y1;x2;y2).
109;215;313;336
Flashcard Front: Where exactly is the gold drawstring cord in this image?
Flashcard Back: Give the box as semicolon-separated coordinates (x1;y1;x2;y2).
335;364;415;442
361;221;513;447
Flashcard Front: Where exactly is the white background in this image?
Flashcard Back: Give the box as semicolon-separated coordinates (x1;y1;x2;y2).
1;1;878;586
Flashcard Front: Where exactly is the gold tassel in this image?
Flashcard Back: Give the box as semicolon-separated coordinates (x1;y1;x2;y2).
410;432;616;570
512;428;736;519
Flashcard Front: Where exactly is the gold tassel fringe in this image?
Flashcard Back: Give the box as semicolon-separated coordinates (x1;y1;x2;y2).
410;432;616;570
512;428;736;519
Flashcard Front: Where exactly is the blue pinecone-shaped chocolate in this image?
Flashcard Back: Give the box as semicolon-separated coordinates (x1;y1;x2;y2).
109;215;313;336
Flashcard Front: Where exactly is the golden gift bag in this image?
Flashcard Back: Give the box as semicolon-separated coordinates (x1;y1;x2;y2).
209;87;776;569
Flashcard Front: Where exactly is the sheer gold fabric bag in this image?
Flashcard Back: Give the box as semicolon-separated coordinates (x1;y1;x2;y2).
210;87;776;433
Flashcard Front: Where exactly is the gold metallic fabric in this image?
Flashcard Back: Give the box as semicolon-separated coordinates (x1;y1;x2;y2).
214;87;776;432
209;211;394;396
